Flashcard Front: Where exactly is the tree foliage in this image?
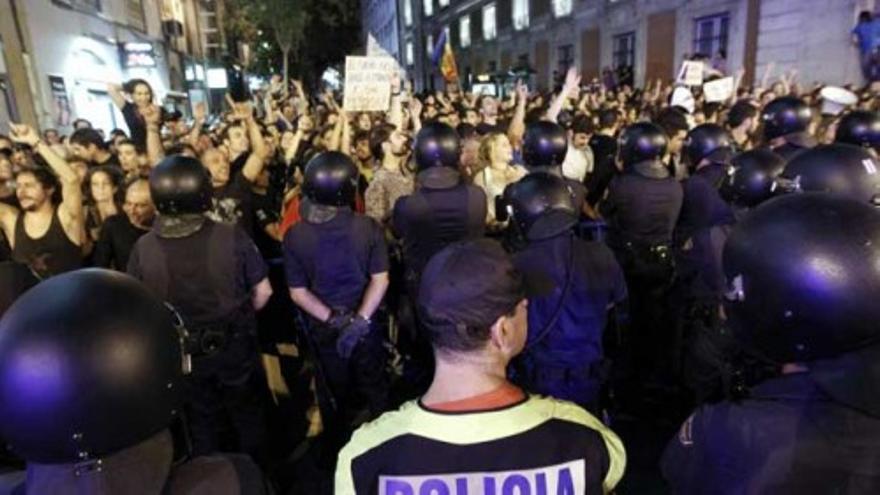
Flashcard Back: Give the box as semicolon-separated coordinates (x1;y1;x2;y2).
225;0;361;88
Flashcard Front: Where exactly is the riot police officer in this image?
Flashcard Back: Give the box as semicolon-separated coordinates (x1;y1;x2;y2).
393;121;487;280
0;269;268;494
834;109;880;155
778;143;880;205
600;122;683;408
392;122;486;395
674;124;738;402
522;120;589;212
507;173;627;414
662;194;880;493
760;96;816;160
127;155;272;459
720;148;786;217
283;151;390;447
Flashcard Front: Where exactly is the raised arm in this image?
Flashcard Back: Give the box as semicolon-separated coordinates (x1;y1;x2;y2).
507;81;528;146
186;101;207;149
388;73;404;130
546;67;581;123
107;83;127;109
141;104;165;166
239;102;270;182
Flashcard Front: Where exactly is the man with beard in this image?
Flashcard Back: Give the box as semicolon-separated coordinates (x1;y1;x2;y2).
0;124;83;278
363;124;414;228
94;179;154;270
726;100;760;153
69;128;120;169
201;103;270;237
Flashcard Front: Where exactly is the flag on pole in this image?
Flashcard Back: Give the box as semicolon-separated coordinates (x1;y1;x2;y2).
431;30;459;84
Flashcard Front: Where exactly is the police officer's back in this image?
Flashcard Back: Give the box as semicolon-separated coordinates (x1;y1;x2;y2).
675;124;737;302
663;194;880;493
127;156;271;458
601;123;683;255
0;269;269;494
507;173;627;413
392;122;486;281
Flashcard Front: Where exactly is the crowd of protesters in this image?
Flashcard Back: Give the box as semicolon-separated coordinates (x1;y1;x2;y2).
0;53;879;494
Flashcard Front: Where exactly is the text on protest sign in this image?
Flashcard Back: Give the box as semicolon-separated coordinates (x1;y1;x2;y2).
343;56;398;112
703;77;734;103
678;61;704;87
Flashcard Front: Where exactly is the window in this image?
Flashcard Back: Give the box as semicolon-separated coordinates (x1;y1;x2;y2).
552;0;572;17
693;13;730;58
558;44;574;72
613;31;635;69
439;0;449;7
513;0;529;30
459;16;471;48
426;34;434;57
406;40;414;65
423;0;433;17
482;3;496;40
404;0;412;26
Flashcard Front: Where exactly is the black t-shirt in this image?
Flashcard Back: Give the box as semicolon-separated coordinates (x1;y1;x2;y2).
121;102;147;152
283;209;388;311
93;214;150;270
208;171;255;238
586;134;619;206
93;153;121;170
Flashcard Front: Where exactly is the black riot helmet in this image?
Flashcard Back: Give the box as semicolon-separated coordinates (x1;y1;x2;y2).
414;121;460;172
720;149;786;208
761;96;813;141
683;124;733;168
0;269;187;463
507;172;578;241
302;151;358;207
723;194;880;363
835;110;880;152
149;155;212;215
618;122;668;168
522;121;568;170
778;143;880;205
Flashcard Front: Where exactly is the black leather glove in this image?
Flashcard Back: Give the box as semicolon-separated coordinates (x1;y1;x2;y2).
326;308;353;332
336;315;371;359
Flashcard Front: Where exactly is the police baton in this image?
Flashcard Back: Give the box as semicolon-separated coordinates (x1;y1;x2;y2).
292;308;339;413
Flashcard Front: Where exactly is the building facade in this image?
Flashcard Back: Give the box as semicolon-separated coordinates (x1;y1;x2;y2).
0;0;229;134
398;0;878;93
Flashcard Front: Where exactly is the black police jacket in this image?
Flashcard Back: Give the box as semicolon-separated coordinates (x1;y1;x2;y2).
600;162;684;249
675;164;736;299
662;372;880;494
392;182;486;277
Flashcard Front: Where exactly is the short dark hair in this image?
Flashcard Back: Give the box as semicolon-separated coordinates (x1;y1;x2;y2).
116;138;137;149
166;142;197;157
72;118;92;129
859;11;873;23
571;115;595;135
16;166;62;205
69;128;107;150
727;100;759;128
597;108;619;129
109;128;127;138
655;108;690;136
220;121;247;143
353;130;371;144
369;124;396;161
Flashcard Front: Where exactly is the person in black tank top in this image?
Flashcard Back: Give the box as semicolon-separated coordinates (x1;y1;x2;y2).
0;125;84;279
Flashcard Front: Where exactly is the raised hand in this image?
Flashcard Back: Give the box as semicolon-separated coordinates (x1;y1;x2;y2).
563;66;582;98
9;123;40;146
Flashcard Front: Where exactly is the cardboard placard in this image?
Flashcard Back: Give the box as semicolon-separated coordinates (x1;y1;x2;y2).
703;76;734;103
343;56;398;112
678;61;704;87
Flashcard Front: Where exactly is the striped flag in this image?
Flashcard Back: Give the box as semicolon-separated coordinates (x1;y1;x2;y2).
431;30;459;84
